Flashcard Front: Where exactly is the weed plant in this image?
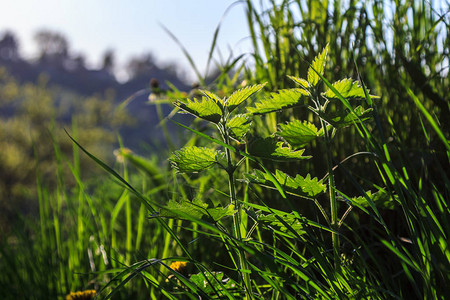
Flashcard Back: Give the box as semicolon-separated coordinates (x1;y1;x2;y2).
64;44;448;299
0;0;448;299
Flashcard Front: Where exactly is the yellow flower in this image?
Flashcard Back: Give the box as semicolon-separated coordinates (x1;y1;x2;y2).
169;261;188;273
65;289;96;300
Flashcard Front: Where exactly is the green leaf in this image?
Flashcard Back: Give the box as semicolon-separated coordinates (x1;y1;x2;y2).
246;169;326;198
322;106;373;128
225;83;266;112
324;78;368;99
170;146;222;173
227;114;252;141
307;44;329;86
200;89;224;106
287;75;310;90
349;189;398;210
258;212;306;236
206;204;237;222
170;120;286;198
247;89;308;115
161;199;207;220
277;120;324;148
243;202;331;233
190;272;239;295
160;199;236;222
248;137;311;161
175;96;223;123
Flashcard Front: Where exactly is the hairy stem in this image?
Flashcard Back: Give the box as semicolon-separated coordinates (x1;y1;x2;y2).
314;94;340;269
322;120;340;269
223;126;253;299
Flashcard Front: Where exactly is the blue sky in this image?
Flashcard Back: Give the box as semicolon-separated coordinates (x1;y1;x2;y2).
0;0;253;81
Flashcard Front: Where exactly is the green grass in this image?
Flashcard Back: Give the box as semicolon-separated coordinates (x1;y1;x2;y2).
0;0;449;299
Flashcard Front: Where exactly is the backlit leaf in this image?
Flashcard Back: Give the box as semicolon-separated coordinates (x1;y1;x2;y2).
248;137;311;161
349;189;398;210
307;44;329;86
321;106;373;128
200;89;224;106
175;96;223;123
170;146;222;173
161;199;207;220
258;212;306;236
160;199;236;222
247;89;308;115
277;120;324;148
225;83;266;112
246;169;326;198
227;114;252;141
287;75;310;90
206;204;237;223
324;78;368;99
190;272;238;294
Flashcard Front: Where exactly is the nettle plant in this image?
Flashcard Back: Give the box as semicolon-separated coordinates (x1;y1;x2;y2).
169;44;374;290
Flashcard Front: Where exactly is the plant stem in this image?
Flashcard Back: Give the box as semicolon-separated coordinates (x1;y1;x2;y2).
322;120;340;269
223;127;253;299
315;93;340;269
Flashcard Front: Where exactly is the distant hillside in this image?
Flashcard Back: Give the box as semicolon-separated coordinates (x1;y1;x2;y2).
0;54;193;153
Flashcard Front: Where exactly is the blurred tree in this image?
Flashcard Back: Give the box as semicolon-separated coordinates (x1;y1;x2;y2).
34;30;69;65
161;61;181;78
0;30;19;60
126;52;157;79
102;49;115;74
72;53;87;70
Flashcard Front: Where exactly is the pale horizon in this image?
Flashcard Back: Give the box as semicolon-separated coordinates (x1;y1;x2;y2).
0;0;254;82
